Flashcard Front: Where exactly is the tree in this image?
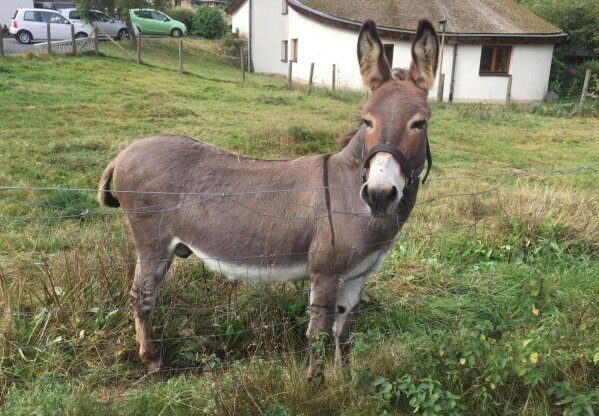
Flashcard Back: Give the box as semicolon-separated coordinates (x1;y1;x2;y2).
517;0;599;94
518;0;599;55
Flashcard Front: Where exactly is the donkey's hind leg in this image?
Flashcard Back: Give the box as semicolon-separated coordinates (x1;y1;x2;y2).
130;251;174;372
333;277;365;372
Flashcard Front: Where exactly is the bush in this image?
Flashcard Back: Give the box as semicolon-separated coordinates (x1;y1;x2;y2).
166;7;195;33
192;6;226;39
221;32;248;69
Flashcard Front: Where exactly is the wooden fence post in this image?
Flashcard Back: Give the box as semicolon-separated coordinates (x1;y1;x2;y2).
578;69;592;117
93;27;98;55
47;22;52;55
506;75;512;106
136;33;141;64
240;47;245;82
0;35;4;58
179;39;184;74
437;73;445;102
332;64;336;91
287;60;293;90
70;24;76;55
308;62;314;94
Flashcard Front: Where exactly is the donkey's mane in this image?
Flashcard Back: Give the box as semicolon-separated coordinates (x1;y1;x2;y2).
339;114;362;148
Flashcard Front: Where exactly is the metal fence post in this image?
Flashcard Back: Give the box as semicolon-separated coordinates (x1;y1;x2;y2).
240;47;245;82
287;61;293;90
0;35;4;58
308;62;314;94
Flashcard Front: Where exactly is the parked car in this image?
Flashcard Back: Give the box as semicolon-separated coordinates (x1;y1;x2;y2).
129;9;186;37
59;8;128;40
10;8;93;44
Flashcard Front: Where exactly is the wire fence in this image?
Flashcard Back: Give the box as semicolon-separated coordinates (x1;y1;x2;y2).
1;162;598;395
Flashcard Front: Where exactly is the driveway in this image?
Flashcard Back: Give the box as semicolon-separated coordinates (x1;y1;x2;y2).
2;37;37;54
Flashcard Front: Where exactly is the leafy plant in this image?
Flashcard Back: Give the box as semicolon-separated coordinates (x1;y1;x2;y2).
192;6;227;39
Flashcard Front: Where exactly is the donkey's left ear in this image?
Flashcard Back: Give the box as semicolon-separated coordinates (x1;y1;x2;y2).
409;19;439;90
357;20;392;91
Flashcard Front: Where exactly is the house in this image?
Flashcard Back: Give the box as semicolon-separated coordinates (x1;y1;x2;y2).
227;0;566;102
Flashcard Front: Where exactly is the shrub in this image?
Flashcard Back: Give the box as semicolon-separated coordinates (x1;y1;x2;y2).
166;7;195;33
192;6;227;39
221;32;248;69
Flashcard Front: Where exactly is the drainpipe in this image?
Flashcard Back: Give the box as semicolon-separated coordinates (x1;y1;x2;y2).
449;44;458;102
248;0;254;72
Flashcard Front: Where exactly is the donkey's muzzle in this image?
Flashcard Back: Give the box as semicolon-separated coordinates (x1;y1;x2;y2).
360;183;400;216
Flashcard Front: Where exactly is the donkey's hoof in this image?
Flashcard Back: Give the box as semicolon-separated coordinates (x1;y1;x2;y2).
145;359;163;373
307;371;324;389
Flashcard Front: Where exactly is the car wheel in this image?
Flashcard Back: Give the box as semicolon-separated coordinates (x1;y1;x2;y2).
171;28;182;38
16;30;33;44
117;28;128;41
75;32;88;40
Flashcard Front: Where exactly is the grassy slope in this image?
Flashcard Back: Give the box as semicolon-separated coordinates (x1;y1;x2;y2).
0;38;598;415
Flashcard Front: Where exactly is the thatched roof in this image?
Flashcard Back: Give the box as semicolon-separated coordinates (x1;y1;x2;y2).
294;0;562;35
228;0;565;42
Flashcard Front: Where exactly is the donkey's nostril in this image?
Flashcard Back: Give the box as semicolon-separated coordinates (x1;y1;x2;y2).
387;186;398;203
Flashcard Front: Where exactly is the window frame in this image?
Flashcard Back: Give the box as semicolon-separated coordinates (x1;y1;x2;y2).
282;0;288;14
290;38;298;63
281;40;288;62
479;45;512;76
383;44;394;67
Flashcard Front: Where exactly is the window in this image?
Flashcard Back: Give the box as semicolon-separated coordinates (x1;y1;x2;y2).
291;38;298;62
151;11;169;21
282;0;288;14
383;44;394;67
480;45;512;75
281;40;288;62
24;11;36;21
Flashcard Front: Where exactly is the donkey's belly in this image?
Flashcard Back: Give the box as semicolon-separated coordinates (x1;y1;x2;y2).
171;238;309;283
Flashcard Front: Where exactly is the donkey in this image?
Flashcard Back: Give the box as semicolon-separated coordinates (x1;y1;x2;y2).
98;20;439;383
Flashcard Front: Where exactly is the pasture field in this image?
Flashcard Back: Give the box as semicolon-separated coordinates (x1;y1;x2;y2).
0;38;598;415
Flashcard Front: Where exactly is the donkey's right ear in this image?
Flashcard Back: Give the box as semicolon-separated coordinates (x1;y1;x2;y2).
357;20;392;91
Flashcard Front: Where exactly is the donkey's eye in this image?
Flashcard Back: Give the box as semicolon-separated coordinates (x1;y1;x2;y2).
362;118;373;128
410;119;427;130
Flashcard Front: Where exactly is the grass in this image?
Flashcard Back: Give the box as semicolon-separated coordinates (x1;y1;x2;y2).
0;38;598;415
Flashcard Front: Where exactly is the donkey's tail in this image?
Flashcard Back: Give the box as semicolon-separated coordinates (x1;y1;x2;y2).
98;160;120;208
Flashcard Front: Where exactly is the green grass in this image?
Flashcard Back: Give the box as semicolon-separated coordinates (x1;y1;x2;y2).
0;38;598;415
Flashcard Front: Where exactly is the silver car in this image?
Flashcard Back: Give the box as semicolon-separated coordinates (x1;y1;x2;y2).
59;8;128;40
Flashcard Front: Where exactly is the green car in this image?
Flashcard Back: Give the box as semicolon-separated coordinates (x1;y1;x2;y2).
129;9;187;37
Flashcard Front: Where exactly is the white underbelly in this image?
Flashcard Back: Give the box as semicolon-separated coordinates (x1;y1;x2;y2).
171;238;309;283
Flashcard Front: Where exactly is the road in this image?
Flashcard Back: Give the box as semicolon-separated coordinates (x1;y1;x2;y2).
2;37;37;54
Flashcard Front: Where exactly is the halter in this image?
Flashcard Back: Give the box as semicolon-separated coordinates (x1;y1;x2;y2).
361;132;432;187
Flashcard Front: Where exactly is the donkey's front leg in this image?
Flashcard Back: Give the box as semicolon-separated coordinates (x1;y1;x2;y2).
306;274;338;385
333;277;366;371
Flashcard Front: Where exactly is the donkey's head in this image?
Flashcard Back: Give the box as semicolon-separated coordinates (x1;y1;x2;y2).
357;20;439;217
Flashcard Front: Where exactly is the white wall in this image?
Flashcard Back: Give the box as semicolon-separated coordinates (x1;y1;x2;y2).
449;43;554;103
230;0;249;37
510;44;553;101
251;0;288;75
1;0;32;28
